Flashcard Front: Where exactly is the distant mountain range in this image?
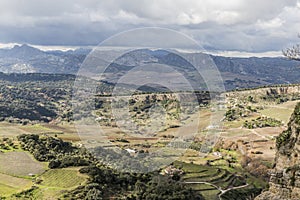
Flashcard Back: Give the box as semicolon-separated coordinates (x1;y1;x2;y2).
0;44;89;74
0;44;299;90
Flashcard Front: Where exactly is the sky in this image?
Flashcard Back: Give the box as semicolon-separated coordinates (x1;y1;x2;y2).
0;0;300;55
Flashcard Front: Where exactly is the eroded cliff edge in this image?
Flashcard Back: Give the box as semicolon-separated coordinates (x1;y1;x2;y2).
256;103;300;200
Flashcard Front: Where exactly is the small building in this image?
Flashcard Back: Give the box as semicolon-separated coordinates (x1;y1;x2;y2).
125;148;137;154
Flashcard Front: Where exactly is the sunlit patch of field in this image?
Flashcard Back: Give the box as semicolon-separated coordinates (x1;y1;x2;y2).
0;123;29;138
0;122;66;138
178;149;217;165
223;119;245;129
200;190;220;200
43;123;77;134
254;127;286;138
0;173;32;197
0;122;81;144
56;133;81;142
0;152;46;177
221;128;252;138
179;158;206;166
0;183;16;197
223;114;259;129
18;124;62;134
259;100;300;123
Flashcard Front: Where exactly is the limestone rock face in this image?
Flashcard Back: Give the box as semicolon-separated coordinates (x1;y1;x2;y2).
227;85;300;98
256;103;300;200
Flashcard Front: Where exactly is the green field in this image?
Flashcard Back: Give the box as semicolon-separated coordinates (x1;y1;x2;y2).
40;168;86;188
250;100;299;124
18;168;88;199
0;122;76;138
1;168;88;199
0;149;87;199
19;124;63;134
0;151;46;197
0;173;32;197
0;123;29;138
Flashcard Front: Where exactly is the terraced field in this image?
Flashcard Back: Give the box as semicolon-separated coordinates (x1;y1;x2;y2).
173;161;261;200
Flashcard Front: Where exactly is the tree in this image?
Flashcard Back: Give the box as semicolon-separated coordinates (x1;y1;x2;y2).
283;34;300;60
85;188;103;200
135;175;204;200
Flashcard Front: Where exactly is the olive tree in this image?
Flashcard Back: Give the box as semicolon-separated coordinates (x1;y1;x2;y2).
283;34;300;60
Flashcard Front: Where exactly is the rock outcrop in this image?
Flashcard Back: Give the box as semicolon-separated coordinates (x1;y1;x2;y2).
256;103;300;200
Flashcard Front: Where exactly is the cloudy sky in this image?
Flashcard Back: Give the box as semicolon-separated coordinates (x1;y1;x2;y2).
0;0;300;54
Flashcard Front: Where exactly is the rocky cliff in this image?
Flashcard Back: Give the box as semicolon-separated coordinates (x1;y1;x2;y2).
227;85;300;98
256;103;300;200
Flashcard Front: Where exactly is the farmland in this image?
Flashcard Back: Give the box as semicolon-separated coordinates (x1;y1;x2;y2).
0;81;299;199
0;173;32;197
0;152;46;176
0;152;45;198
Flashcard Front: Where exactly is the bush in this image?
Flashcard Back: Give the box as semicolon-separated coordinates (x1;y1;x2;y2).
243;117;282;129
276;129;292;149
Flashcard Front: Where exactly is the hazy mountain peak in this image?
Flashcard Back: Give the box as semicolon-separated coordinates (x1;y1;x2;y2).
8;44;44;59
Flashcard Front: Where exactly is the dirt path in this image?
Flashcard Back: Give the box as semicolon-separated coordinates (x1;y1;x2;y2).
249;129;270;140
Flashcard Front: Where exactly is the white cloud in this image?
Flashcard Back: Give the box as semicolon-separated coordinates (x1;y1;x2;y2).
256;18;285;29
0;0;299;52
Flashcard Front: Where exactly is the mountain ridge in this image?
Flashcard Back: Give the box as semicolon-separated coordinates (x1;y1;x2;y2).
0;45;299;90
